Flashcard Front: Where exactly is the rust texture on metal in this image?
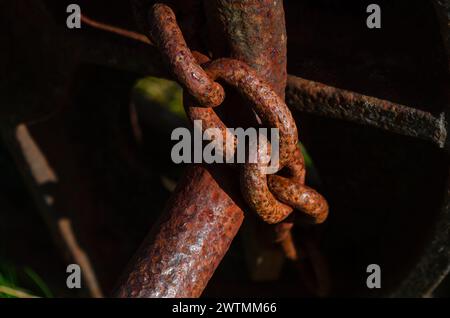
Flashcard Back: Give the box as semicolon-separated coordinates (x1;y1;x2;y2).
114;166;244;298
191;58;298;165
115;0;292;298
268;176;329;224
186;58;328;224
204;0;287;99
115;0;328;298
149;4;225;108
274;222;297;260
198;2;328;225
268;148;328;225
286;75;447;147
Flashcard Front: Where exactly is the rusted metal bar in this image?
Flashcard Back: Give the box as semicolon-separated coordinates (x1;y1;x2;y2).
114;165;244;297
114;0;288;297
204;0;287;99
286;75;447;147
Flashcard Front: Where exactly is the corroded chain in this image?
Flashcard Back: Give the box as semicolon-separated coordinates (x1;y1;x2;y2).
150;4;224;108
150;3;328;225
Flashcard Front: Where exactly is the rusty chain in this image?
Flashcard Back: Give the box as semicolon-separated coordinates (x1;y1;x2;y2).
150;3;328;226
150;4;225;108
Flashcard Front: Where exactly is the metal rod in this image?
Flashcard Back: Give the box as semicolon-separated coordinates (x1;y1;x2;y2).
286;75;447;147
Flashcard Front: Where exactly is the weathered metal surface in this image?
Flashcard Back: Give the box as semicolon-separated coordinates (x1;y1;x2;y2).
1;0;447;299
286;75;447;148
188;58;297;163
147;2;327;226
204;0;287;99
200;2;329;226
185;57;328;224
149;4;225;107
268;180;328;224
114;0;292;297
274;221;297;260
267;149;328;224
114;165;244;297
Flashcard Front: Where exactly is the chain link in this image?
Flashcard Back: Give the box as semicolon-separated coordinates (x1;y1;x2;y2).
150;4;225;108
150;3;328;225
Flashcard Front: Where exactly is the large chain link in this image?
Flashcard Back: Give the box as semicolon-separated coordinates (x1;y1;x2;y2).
150;3;328;225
